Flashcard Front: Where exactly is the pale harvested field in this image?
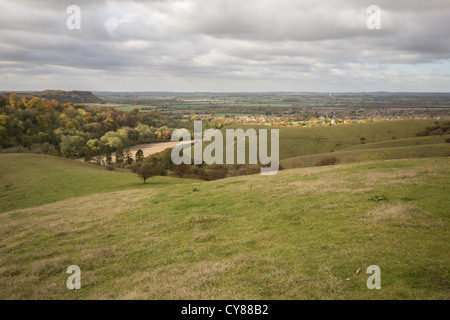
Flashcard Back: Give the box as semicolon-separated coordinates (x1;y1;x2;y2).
77;140;192;162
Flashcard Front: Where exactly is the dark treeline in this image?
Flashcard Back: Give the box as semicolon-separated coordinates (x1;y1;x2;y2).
0;93;182;158
129;147;265;183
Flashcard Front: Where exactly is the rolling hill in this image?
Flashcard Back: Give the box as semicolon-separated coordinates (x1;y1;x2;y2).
209;120;450;169
0;154;449;299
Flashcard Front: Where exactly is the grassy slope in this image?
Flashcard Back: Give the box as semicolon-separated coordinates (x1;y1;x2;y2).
0;154;196;213
0;155;449;299
340;135;449;151
226;120;448;160
281;143;450;169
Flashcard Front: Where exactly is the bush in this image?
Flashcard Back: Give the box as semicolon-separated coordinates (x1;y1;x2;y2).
368;195;387;201
198;169;206;180
4;183;13;190
130;162;142;173
171;163;192;178
137;163;155;183
315;156;338;166
203;165;228;181
0;145;26;153
29;143;59;156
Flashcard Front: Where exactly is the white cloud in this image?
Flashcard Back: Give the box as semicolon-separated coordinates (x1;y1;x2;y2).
0;0;449;91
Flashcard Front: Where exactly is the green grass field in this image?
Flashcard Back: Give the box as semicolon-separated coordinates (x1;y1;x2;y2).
0;154;195;213
206;120;449;167
225;120;449;160
281;142;450;169
0;154;449;299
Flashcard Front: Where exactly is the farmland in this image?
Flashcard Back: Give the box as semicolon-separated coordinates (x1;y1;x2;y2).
89;92;450;122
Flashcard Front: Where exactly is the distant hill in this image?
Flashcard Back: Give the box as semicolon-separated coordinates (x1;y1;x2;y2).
0;90;103;104
38;90;103;104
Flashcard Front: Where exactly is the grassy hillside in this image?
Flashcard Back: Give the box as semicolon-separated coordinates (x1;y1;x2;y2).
281;143;450;169
0;154;195;213
0;155;449;299
340;135;449;151
224;120;448;160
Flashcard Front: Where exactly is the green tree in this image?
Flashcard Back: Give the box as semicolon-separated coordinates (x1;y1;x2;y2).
0;126;8;148
115;148;124;163
125;150;134;165
137;163;156;184
100;131;124;150
60;135;85;157
105;152;113;165
135;149;144;162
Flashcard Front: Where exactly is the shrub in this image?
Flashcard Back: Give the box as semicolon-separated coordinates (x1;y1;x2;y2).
315;156;338;166
368;195;387;201
198;169;207;180
4;183;13;190
0;146;25;153
203;165;228;180
171;163;192;178
130;162;142;173
137;163;155;183
29;143;59;156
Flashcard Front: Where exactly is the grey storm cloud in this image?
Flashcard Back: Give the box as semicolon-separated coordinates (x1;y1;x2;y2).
0;0;449;91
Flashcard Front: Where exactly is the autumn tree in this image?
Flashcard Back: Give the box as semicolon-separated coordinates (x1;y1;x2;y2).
171;163;192;178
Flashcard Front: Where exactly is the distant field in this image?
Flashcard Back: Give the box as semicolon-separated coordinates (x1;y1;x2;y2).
95;93;450;110
0;155;449;299
84;103;156;111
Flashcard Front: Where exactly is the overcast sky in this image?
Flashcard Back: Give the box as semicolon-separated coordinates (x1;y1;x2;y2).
0;0;449;92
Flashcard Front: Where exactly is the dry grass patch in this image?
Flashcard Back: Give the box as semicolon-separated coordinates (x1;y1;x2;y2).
289;179;350;195
360;165;443;188
365;203;423;226
109;254;259;300
0;189;159;248
3;189;157;217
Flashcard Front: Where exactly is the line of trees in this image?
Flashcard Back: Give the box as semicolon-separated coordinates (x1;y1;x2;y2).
126;147;266;183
